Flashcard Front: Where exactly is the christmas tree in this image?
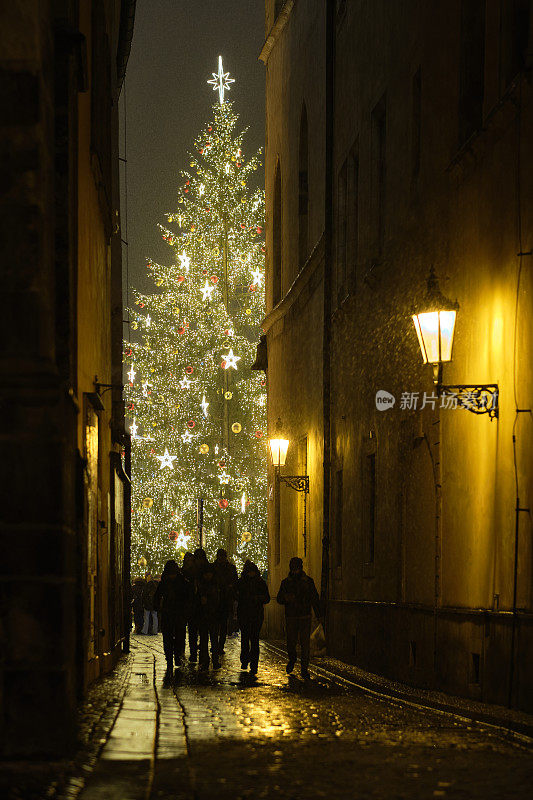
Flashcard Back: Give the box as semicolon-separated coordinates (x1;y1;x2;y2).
124;58;267;575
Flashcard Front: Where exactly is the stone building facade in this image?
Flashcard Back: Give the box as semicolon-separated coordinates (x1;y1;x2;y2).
262;0;533;711
0;0;134;756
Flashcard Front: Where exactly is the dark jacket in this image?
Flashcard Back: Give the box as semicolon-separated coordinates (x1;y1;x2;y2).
276;571;321;618
132;579;145;613
214;559;238;611
142;579;159;612
153;572;191;620
237;573;270;624
197;567;220;621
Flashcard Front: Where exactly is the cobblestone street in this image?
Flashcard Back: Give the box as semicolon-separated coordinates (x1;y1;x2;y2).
62;635;532;800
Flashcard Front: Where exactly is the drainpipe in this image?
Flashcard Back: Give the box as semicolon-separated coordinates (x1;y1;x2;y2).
320;0;335;617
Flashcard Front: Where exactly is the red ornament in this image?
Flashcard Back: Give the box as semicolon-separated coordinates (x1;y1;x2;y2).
211;275;218;283
255;431;263;439
240;223;245;229
177;276;185;283
219;498;229;509
178;326;186;335
186;180;190;185
260;379;266;387
257;226;262;234
139;302;145;307
169;531;178;541
125;348;132;357
184;188;189;193
186;365;194;374
249;285;256;292
218;459;226;468
188;420;195;429
236;163;241;168
128;402;135;411
199;148;204;154
221;360;226;369
208;126;212;131
261;246;266;253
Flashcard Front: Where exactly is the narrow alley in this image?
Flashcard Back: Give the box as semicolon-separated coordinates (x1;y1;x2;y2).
63;636;532;800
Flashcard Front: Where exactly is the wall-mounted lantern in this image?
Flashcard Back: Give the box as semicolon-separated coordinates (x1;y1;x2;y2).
412;268;499;419
268;418;309;492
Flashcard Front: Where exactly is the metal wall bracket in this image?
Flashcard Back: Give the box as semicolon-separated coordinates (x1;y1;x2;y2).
440;384;499;420
279;475;310;493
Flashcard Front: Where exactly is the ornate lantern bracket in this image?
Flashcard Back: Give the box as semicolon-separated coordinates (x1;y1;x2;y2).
278;475;310;493
440;384;499;420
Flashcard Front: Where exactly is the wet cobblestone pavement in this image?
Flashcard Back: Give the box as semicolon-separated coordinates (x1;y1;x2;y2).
67;634;532;800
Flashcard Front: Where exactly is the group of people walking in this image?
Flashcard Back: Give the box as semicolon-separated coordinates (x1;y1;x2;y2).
133;551;321;679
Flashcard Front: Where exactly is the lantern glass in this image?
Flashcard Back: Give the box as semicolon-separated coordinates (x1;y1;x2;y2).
412;310;456;365
268;437;289;467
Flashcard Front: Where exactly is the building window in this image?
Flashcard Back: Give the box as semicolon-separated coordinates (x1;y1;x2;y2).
500;0;531;88
298;104;309;268
337;159;347;300
371;95;386;257
411;67;421;179
334;468;343;567
459;0;486;146
363;453;376;564
273;159;282;306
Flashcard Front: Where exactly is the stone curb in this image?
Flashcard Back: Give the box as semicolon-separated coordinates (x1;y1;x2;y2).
263;640;533;749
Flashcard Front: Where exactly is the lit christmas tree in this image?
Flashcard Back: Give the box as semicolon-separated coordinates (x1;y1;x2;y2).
124;58;267;575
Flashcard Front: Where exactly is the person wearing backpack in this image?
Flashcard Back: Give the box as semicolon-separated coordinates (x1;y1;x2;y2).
276;557;321;680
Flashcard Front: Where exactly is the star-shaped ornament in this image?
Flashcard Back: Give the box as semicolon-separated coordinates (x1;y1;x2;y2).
181;431;194;444
129;420;138;438
200;280;215;301
251;269;263;286
127;366;136;382
201;395;209;418
180;376;192;390
145;315;151;327
207;55;235;104
218;471;230;485
178;251;191;273
155;448;177;470
222;349;241;370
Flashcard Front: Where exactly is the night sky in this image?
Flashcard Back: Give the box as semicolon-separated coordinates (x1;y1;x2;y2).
120;0;266;305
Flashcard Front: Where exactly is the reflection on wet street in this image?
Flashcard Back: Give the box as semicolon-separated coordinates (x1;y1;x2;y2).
76;634;532;799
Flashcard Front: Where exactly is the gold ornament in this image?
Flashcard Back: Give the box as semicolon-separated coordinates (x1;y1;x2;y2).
223;340;231;349
142;498;153;508
224;391;233;400
241;531;252;543
199;443;209;454
245;309;252;315
232;422;242;433
131;321;138;330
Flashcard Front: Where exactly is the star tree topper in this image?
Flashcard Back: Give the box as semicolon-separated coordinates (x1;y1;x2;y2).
207;56;235;104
